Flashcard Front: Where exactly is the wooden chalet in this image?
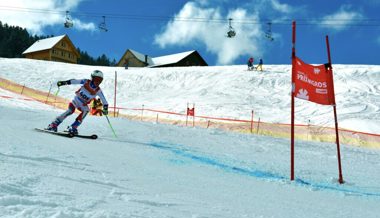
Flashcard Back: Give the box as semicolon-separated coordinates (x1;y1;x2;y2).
150;50;208;68
117;49;153;67
22;35;80;64
117;50;208;68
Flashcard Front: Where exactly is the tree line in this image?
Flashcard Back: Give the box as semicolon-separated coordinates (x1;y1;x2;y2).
0;21;116;66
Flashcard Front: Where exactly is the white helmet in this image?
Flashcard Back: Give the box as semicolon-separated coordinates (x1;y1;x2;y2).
91;70;103;79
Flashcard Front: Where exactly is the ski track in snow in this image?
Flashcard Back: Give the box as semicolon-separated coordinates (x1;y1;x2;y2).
139;141;380;198
101;125;380;199
2;94;380;217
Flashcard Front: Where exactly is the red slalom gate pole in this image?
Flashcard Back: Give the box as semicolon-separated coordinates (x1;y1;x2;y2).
290;20;296;181
326;35;344;184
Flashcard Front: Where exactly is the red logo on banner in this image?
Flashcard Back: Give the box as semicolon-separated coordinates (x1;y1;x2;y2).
187;107;195;116
292;56;335;105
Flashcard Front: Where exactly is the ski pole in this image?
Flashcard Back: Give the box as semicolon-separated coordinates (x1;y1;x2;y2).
54;87;60;96
105;115;117;138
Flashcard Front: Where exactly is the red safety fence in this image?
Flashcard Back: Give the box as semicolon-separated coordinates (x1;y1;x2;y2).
113;105;380;148
1;76;380;148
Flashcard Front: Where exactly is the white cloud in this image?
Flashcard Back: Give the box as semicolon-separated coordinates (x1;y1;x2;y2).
71;19;96;31
269;0;295;14
319;5;364;31
154;0;301;65
154;2;263;65
0;0;96;34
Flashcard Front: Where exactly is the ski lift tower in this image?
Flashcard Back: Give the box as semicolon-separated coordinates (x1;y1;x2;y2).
227;18;236;38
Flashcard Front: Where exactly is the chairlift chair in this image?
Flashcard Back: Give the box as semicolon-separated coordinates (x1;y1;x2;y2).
64;11;73;28
265;21;274;41
226;18;236;38
99;16;108;32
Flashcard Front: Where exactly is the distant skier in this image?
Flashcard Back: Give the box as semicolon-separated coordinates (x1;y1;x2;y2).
256;58;263;71
47;70;109;134
124;58;129;69
247;57;254;70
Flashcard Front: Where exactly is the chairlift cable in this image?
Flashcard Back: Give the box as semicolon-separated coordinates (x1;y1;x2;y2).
1;5;380;27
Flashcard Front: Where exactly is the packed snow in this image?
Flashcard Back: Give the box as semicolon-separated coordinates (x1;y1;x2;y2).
1;58;380;217
1;58;380;134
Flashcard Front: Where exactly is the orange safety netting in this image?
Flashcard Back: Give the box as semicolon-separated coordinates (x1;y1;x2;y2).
1;76;379;148
0;77;70;109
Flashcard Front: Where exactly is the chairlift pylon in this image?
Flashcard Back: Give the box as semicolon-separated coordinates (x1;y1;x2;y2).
226;18;236;38
64;11;73;28
99;16;108;32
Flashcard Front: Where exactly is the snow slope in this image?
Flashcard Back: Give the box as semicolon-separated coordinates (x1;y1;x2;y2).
1;58;380;217
1;58;380;134
1;84;380;217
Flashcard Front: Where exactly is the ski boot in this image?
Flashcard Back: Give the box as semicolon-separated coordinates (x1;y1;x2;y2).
46;122;58;132
67;126;78;135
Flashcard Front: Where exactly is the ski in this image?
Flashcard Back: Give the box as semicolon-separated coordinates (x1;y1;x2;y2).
63;130;98;139
75;134;98;139
35;128;74;138
35;128;98;140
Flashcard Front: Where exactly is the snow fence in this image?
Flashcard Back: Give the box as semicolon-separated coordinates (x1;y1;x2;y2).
1;76;379;149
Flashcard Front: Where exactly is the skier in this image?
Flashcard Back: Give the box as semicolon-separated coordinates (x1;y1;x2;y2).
46;70;108;134
247;57;254;70
256;58;263;71
124;58;129;69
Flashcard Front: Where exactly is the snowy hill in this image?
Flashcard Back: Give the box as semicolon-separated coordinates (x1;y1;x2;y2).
1;58;380;217
1;74;380;217
1;58;380;135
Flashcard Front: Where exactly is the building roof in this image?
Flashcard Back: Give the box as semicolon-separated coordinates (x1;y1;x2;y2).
118;49;206;67
22;35;76;55
151;50;195;67
129;49;154;65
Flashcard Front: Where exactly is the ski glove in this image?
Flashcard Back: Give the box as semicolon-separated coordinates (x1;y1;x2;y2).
57;80;71;87
103;105;109;115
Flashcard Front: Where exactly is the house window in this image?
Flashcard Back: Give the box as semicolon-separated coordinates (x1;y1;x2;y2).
61;41;66;47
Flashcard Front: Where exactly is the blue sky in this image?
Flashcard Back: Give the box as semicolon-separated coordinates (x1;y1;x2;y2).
1;0;379;65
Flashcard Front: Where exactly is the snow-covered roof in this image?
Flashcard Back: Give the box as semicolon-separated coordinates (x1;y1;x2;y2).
151;50;195;67
119;49;201;67
129;49;154;65
22;35;66;54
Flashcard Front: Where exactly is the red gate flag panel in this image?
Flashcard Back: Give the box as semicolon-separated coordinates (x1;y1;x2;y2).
187;107;195;116
292;56;336;105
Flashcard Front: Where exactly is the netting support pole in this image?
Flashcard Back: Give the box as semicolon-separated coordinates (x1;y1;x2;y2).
114;71;117;117
250;110;254;133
